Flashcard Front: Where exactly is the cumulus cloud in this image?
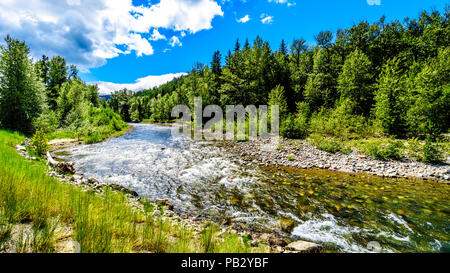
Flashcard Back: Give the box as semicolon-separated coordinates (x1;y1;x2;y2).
366;0;381;5
169;36;182;47
90;72;187;95
0;0;223;69
150;29;167;41
260;14;274;24
237;14;250;23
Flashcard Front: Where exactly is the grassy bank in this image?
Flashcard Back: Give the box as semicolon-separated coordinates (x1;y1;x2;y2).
307;134;449;164
0;130;269;253
48;124;131;144
46;108;131;144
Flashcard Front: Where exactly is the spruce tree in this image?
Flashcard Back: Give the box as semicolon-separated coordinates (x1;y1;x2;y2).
0;35;45;134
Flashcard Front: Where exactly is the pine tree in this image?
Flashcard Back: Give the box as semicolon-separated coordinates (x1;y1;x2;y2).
279;39;288;56
211;50;222;76
35;55;50;84
0;36;46;134
48;56;68;110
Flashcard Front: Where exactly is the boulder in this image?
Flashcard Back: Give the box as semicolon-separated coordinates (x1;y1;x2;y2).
279;218;295;232
285;240;323;253
15;145;26;151
108;183;139;197
265;234;287;247
156;198;174;210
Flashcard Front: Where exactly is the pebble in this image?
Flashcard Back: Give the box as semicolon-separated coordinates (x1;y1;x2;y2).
224;138;450;181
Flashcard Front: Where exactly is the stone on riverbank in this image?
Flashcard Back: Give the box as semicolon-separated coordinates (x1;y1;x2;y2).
223;138;450;181
285;240;323;253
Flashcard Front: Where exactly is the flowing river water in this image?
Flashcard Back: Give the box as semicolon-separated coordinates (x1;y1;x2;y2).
55;123;450;253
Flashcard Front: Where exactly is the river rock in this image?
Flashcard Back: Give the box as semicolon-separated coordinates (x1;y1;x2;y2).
108;183;139;197
285;240;323;253
279;218;295;232
265;234;287;247
156;198;174;210
15;145;26;151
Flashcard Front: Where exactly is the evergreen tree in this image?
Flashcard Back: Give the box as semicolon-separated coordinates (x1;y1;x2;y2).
374;58;408;135
337;49;374;116
407;47;450;137
304;48;337;111
35;55;50;84
268;85;288;119
48;56;68;110
211;50;222;76
279;39;288;56
0;35;46;134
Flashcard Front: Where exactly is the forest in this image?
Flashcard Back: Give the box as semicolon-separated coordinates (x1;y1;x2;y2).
0;36;128;145
108;8;449;162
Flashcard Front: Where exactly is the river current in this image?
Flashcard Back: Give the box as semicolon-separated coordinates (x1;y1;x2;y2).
55;123;450;253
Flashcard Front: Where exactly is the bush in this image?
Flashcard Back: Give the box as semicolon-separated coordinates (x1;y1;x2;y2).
405;138;445;164
32;111;59;133
422;138;444;164
281;114;308;139
308;134;351;154
309;101;372;139
31;129;50;157
405;137;422;161
359;138;404;161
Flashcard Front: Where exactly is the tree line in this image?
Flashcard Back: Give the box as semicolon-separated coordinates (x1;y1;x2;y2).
0;35;127;142
110;8;449;140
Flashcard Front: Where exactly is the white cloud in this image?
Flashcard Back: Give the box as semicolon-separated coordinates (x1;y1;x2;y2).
260;14;274;24
90;72;187;95
366;0;381;5
0;0;223;69
150;29;166;41
268;0;295;5
237;14;250;23
169;36;182;47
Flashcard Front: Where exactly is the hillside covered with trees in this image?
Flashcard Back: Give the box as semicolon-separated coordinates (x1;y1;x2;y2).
0;36;128;144
110;9;449;151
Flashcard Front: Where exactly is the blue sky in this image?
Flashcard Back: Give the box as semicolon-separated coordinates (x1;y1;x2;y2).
0;0;448;94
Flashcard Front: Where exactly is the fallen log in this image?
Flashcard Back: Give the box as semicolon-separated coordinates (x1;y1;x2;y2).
47;151;76;175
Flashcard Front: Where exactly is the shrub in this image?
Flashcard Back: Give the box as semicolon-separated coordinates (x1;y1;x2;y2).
360;138;404;160
31;129;50;157
405;137;422;161
32;111;59;133
309;101;372;139
309;134;350;154
281;114;308;139
422;138;444;164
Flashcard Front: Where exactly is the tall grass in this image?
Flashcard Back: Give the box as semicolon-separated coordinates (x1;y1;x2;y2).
0;129;268;253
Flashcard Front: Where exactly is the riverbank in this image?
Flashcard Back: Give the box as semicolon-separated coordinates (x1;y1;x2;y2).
221;138;450;182
3;129;328;253
47;125;134;151
1;129;280;253
37;124;450;252
145;121;450;181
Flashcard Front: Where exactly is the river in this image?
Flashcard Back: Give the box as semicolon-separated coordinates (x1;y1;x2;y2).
55;123;450;253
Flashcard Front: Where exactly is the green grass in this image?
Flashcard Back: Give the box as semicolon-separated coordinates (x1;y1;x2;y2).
47;124;131;144
0;129;269;253
309;136;448;163
308;134;351;154
47;130;78;141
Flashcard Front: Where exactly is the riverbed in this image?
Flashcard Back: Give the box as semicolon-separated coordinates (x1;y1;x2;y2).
54;123;450;253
